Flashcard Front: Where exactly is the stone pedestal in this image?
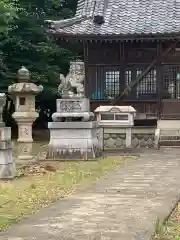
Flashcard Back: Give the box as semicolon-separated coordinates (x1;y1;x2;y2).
17;142;34;164
48;121;101;160
13;115;38;162
95;106;136;149
0;127;16;179
13;114;38;143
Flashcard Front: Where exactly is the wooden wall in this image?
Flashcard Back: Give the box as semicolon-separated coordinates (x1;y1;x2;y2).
84;40;180;120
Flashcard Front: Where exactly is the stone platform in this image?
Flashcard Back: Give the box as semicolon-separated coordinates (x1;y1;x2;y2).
47;121;101;160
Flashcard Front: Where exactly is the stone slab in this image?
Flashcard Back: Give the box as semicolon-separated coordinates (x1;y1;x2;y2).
157;120;180;129
52;112;94;122
48;121;98;129
94;105;136;113
1;148;180;239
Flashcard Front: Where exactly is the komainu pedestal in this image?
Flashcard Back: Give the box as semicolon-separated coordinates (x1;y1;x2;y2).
48;98;101;160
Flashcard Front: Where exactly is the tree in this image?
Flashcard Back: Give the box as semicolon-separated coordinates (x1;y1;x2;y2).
0;0;19;33
0;0;79;127
0;0;79;95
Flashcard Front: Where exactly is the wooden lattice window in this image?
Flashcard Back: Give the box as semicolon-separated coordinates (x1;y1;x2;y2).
89;67;120;100
136;68;156;98
125;69;131;86
124;67;156;99
162;66;180;99
105;71;120;99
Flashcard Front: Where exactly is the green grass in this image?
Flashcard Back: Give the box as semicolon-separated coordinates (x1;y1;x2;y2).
154;203;180;240
0;155;135;230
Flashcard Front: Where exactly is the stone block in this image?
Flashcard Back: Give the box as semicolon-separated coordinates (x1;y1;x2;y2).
48;121;98;129
106;138;116;148
17;142;34;162
48;121;101;160
116;138;125;148
139;138;146;147
97;127;103;150
0;126;16;179
0;148;13;164
0;148;15;179
104;133;109;140
0;162;16;179
132;137;139;148
0;127;11;141
147;138;154;147
0;141;12;150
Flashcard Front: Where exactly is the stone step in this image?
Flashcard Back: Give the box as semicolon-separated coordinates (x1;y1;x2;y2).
160;129;180;136
159;140;180;147
159;128;180;147
160;135;180;140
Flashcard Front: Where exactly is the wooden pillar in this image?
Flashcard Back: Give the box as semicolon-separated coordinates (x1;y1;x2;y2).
84;41;89;98
119;42;125;103
156;41;162;120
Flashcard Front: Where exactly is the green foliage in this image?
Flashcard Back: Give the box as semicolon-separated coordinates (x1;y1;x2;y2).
155;217;167;236
0;0;79;97
0;0;19;33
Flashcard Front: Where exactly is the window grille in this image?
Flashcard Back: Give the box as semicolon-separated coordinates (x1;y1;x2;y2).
163;66;180;99
124;68;156;99
136;69;156;97
90;67;120;100
105;71;120;99
125;69;131;86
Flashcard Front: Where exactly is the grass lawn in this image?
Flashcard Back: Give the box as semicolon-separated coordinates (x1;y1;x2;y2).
154;203;180;240
0;155;134;230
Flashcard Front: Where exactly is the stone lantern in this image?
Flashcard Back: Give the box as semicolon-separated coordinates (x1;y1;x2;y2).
8;66;43;161
8;66;43;142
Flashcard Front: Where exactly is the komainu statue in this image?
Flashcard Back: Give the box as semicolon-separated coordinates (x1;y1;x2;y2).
58;60;85;98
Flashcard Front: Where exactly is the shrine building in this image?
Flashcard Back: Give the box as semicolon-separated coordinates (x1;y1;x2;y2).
47;0;180;126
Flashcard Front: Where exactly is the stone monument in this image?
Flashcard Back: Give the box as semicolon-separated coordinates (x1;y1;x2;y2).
0;93;16;179
8;66;43;162
48;60;101;160
95;105;136;149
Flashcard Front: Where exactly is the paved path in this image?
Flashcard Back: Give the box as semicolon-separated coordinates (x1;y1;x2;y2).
1;148;180;240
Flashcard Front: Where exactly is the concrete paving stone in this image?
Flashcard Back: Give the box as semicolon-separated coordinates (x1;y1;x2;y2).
1;148;180;240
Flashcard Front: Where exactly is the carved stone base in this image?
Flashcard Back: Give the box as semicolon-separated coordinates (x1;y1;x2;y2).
52;98;94;122
47;148;101;160
17;142;34;163
47;121;101;160
0;162;16;179
12;113;38;142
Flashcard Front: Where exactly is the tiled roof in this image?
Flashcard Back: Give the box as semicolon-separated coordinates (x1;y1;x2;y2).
47;0;180;36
